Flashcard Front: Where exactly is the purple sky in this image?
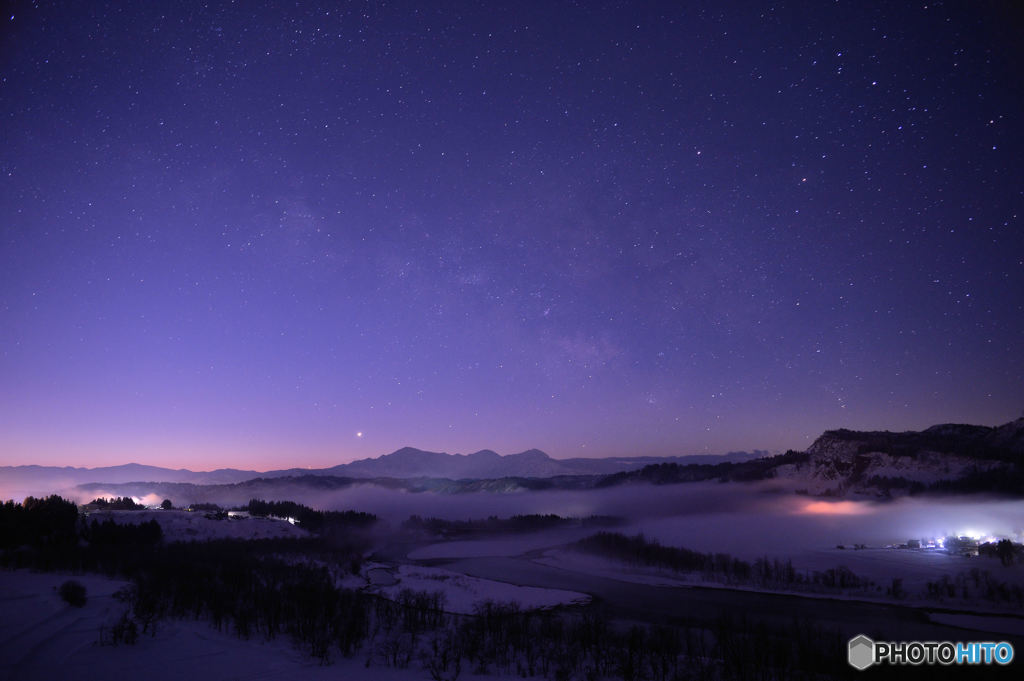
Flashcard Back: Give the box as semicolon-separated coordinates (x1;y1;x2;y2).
2;2;1022;470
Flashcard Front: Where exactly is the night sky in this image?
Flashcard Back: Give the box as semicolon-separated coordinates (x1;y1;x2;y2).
2;2;1022;470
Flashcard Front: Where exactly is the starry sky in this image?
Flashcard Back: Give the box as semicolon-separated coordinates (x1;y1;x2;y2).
2;1;1022;470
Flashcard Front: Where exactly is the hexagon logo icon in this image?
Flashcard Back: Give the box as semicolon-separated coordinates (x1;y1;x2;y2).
848;635;875;670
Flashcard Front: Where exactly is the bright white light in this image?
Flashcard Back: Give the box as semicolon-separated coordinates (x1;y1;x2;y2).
356;431;364;438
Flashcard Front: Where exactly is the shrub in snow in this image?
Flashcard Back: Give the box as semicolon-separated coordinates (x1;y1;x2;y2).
59;579;87;607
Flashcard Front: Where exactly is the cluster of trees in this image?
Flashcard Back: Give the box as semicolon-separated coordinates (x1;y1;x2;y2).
104;539;374;660
245;499;376;534
854;467;1024;498
401;513;620;538
925;568;1024;608
596;451;810;487
575;532;874;592
0;494;377;577
927;466;1024;496
826;425;1020;462
0;495;167;571
87;496;145;510
186;502;222;512
979;538;1020;565
85;518;163;546
366;600;851;681
577;532;752;582
862;475;927;495
0;495;79;549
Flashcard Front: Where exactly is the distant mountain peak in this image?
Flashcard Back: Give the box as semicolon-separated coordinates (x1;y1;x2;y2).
510;449;551;461
387;446;431;457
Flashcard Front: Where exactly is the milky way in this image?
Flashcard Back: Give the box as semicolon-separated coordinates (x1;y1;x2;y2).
1;2;1021;468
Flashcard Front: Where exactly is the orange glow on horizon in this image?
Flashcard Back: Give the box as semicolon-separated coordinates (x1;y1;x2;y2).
800;500;875;516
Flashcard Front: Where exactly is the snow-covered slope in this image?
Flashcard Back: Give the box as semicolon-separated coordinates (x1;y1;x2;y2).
772;419;1024;496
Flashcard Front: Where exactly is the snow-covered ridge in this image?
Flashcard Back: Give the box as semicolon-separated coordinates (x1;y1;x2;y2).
773;418;1024;496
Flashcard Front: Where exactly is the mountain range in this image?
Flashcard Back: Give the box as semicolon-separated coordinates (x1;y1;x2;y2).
0;448;764;500
5;418;1023;503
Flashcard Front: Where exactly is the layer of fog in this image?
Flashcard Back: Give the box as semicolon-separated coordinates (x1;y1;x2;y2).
8;474;1022;558
255;481;1023;555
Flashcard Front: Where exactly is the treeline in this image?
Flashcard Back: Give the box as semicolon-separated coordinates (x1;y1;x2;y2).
87;496;145;510
575;532;873;591
979;538;1021;565
925;568;1024;609
824;425;1021;463
596;450;809;487
107;540;374;659
0;495;78;549
245;499;377;534
861;475;927;495
401;513;621;538
0;495;376;574
0;495;173;572
186;502;222;512
854;466;1024;498
365;599;863;681
925;465;1024;496
85;518;163;546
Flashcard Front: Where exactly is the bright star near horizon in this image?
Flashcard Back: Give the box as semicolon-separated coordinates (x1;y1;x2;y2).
356;432;364;438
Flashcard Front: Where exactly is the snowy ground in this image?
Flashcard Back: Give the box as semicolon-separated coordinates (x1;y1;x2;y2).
85;509;308;542
0;569;534;681
366;563;590;614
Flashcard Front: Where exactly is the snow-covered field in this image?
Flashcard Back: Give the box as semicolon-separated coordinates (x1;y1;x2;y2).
85;509;308;542
0;570;358;681
367;564;590;614
0;570;535;681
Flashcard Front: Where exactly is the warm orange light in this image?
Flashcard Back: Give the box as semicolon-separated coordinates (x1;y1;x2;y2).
801;500;874;515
